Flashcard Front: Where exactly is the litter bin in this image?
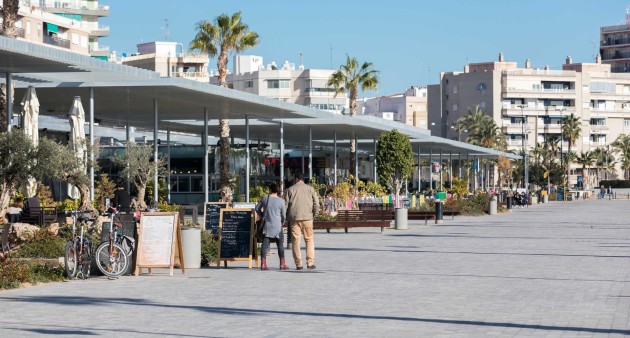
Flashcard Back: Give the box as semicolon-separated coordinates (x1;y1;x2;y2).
506;196;513;210
435;201;444;224
489;196;497;215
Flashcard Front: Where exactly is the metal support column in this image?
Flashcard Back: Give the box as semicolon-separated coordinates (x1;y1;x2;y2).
167;127;171;204
204;108;209;203
126;121;131;192
89;88;94;201
280;121;285;190
458;153;462;178
309;126;313;180
417;145;421;191
449;151;453;187
429;148;433;191
354;134;358;181
153;98;159;204
6;73;12;132
373;138;378;183
439;149;443;190
301;145;305;176
245;115;250;203
333;131;337;186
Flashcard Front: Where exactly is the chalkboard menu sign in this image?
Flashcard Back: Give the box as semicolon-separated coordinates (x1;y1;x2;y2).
218;208;254;268
203;202;230;234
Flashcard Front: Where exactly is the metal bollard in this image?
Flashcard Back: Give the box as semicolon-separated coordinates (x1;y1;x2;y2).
435;201;443;224
506;196;512;210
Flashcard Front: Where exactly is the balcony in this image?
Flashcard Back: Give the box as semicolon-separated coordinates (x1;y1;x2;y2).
601;36;630;48
43;35;70;49
502;69;575;77
501;124;525;134
42;4;110;17
501;106;575;117
502;87;575;100
590;125;609;133
90;25;110;37
543;124;562;132
173;72;210;80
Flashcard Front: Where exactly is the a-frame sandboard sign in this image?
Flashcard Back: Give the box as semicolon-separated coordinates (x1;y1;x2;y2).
135;212;185;276
217;208;255;268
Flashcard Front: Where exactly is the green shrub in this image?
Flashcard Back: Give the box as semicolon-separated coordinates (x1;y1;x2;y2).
0;259;64;290
201;231;218;266
0;259;30;289
15;228;66;259
59;198;80;212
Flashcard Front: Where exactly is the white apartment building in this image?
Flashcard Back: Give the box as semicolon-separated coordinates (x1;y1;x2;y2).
210;55;347;113
119;41;210;83
357;86;428;129
20;0;110;59
428;53;630;186
9;1;94;55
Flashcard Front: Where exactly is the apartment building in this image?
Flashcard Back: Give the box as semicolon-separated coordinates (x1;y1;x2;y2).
428;53;630;186
119;41;210;83
10;1;93;55
357;86;428;128
210;55;347;113
600;9;630;73
17;0;110;59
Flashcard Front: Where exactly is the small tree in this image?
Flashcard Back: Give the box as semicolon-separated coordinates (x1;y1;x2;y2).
376;129;413;208
112;143;166;210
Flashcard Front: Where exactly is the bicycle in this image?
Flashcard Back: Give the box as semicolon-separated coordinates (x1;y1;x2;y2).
64;210;95;280
95;207;130;278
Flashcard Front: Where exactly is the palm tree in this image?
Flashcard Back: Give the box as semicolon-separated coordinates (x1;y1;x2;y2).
612;134;630;179
561;114;581;187
455;105;493;142
327;55;379;177
575;151;594;189
190;12;259;201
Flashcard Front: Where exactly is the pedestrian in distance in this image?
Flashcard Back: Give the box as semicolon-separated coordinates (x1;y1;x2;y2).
255;183;289;271
112;183;132;212
600;185;605;199
286;172;320;270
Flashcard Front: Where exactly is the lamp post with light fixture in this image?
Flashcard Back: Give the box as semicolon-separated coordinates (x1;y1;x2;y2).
517;105;528;191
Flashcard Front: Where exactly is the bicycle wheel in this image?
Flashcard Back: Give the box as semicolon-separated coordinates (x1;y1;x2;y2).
95;242;129;277
64;241;77;279
79;237;93;279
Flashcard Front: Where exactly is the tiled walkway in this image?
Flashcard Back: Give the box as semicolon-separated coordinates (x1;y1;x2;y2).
1;199;629;337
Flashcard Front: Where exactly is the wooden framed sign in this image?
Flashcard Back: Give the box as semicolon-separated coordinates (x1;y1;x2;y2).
217;208;254;268
203;202;230;235
135;212;185;276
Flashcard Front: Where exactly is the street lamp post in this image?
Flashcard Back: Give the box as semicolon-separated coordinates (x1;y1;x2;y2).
517;105;528;191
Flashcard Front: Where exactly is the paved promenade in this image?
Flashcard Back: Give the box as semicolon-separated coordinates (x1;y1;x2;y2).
1;199;630;337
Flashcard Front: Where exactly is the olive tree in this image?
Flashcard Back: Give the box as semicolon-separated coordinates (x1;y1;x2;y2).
376;129;413;207
0;131;88;220
112;143;166;210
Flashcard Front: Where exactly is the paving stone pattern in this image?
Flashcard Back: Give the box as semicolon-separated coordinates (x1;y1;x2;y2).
1;199;630;337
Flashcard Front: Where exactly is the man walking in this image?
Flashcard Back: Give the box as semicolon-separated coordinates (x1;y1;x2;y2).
286;172;320;270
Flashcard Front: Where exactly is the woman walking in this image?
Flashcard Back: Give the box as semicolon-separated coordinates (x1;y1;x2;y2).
255;183;289;270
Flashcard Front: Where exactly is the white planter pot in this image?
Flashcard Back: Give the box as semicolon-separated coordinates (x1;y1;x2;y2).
181;227;201;269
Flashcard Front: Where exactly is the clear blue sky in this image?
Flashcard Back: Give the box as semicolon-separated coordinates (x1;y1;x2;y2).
103;0;627;96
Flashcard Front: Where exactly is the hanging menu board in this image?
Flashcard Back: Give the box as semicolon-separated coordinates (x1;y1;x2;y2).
217;208;254;268
203;202;230;235
135;212;184;276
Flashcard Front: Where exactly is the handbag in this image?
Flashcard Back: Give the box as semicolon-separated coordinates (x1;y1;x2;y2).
255;195;269;243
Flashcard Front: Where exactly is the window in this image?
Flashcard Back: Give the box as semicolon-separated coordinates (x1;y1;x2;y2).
80;36;87;48
26;21;30;35
452;103;458;111
267;79;289;89
624;119;630;127
480;101;486;109
245;81;254;88
452;86;458;94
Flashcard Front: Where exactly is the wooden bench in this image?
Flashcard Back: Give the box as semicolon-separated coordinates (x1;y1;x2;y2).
408;211;436;225
313;210;392;233
443;210;461;220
